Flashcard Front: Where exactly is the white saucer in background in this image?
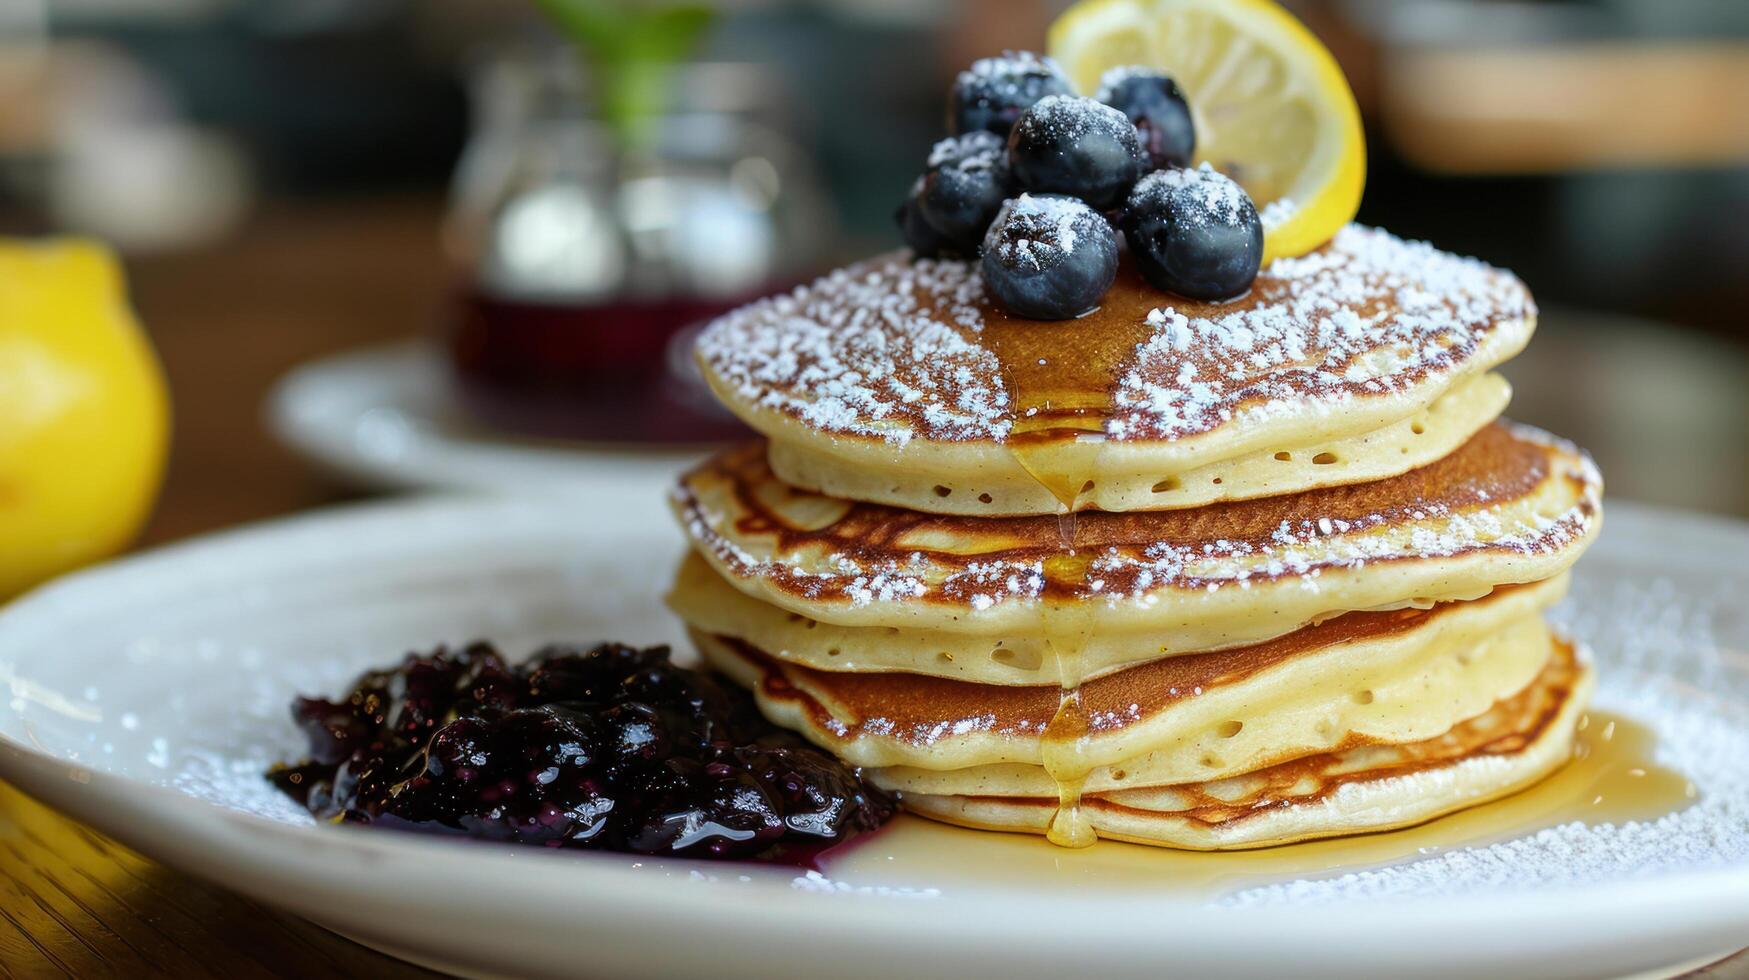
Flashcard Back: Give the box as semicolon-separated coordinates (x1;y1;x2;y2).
267;341;705;496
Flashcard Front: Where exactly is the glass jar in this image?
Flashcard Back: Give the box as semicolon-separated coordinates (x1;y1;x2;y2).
443;42;830;442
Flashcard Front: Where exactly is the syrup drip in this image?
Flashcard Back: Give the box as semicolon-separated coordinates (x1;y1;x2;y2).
1038;552;1098;847
980;284;1157;847
979;264;1161;518
823;712;1696;893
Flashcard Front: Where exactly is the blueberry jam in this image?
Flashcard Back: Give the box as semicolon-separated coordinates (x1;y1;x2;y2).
269;642;895;862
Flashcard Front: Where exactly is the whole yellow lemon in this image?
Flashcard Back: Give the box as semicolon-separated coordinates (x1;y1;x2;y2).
0;240;170;600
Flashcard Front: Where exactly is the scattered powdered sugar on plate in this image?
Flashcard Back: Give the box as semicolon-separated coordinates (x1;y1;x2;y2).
174;746;313;825
1219;573;1749;908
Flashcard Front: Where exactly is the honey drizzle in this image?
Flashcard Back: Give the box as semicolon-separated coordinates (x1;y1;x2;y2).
981;283;1158;847
823;712;1697;891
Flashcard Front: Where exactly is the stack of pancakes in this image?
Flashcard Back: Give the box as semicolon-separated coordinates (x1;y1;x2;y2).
668;225;1602;849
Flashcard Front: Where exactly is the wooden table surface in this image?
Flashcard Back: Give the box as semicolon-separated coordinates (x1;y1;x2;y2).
0;198;1745;978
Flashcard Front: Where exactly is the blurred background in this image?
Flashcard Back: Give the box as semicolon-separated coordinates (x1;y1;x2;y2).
1;0;1745;537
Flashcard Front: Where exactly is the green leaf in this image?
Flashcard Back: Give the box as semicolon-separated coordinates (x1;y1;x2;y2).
531;0;716;152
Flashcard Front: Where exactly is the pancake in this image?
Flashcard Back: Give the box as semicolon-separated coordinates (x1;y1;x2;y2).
697;225;1535;515
669;545;1567;687
671;421;1601;655
690;577;1564;785
902;638;1591;850
770;371;1512;516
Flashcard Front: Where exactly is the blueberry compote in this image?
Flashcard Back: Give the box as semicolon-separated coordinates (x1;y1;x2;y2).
269;642;895;862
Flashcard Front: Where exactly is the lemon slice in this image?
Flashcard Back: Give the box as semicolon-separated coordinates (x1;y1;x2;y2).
1049;0;1364;262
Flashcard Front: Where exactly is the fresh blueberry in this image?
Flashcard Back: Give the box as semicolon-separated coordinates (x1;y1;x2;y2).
1122;164;1263;302
894;177;948;258
1006;95;1145;210
1097;66;1196;170
918;131;1012;254
980;194;1119;320
948;50;1073;137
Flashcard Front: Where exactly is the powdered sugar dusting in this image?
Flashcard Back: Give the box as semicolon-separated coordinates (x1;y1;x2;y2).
1129;163;1252;226
927;130;1004;172
697;225;1533;448
955;50;1066;102
672;423;1599;616
1259;196;1298;231
985;193;1102;272
1041;424;1595;605
1016;93;1133;144
697;255;1006;445
1095;64;1162;102
1107;225;1535;440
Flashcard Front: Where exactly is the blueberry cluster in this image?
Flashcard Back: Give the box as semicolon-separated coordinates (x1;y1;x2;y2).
897;52;1263;318
269;641;895;861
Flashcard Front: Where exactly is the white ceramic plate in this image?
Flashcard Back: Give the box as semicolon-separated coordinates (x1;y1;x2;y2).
267;341;704;494
2;495;1747;980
